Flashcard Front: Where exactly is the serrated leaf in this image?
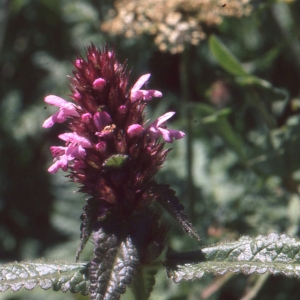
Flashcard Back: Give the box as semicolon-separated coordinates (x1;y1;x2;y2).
130;265;158;300
76;198;108;261
0;261;89;294
152;183;201;241
209;35;248;77
166;233;300;283
102;154;129;168
89;221;139;300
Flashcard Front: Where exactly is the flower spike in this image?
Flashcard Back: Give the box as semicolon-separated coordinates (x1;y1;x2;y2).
43;45;186;214
42;45;195;264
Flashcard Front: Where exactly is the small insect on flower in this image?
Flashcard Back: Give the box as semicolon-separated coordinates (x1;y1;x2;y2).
222;3;226;7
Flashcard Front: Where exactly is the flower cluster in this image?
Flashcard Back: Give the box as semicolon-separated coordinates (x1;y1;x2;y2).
101;0;252;54
43;45;184;217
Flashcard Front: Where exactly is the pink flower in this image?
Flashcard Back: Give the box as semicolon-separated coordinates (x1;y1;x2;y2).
47;133;92;173
93;78;106;91
48;155;69;173
93;111;112;131
81;113;92;123
147;112;185;143
66;144;87;158
131;74;162;102
50;146;67;157
95;141;107;153
43;95;80;128
73;92;82;101
127;124;144;138
59;132;92;150
59;132;92;160
75;59;83;68
118;105;127;114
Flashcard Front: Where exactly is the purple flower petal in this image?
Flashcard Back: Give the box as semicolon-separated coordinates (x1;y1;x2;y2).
156;111;175;125
43;95;80;128
43;114;57;128
81;113;92;123
50;146;67;157
47;132;93;174
73;92;82;101
66;144;87;158
48;155;69;173
93;78;106;91
93;111;112;131
131;74;151;92
45;95;70;107
95;141;107;153
168;129;185;140
75;59;83;68
147;112;185;143
131;74;162;102
127;124;144;138
118;105;127;114
59;132;92;148
47;132;92;174
157;127;174;143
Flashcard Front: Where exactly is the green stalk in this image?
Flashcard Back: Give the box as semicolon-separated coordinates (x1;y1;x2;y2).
180;44;195;222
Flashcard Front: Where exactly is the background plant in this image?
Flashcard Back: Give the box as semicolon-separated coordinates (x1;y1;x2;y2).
1;0;300;299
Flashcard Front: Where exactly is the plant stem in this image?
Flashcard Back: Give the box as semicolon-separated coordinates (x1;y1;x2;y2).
180;44;196;223
239;274;269;300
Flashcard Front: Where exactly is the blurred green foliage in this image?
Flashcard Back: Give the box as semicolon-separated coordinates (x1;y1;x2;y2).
1;0;300;299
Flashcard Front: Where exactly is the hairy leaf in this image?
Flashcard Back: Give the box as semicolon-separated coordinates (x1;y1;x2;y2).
130;265;158;300
89;221;139;300
166;233;300;283
89;208;167;300
0;261;89;294
76;197;108;261
152;183;201;241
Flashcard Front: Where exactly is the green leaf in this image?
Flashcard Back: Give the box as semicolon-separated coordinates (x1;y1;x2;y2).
89;208;167;300
195;104;247;163
0;261;89;294
130;265;158;300
209;35;288;101
209;35;248;77
247;115;300;177
166;233;300;283
102;154;129;168
152;183;201;241
251;46;282;73
89;220;139;300
76;197;106;262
